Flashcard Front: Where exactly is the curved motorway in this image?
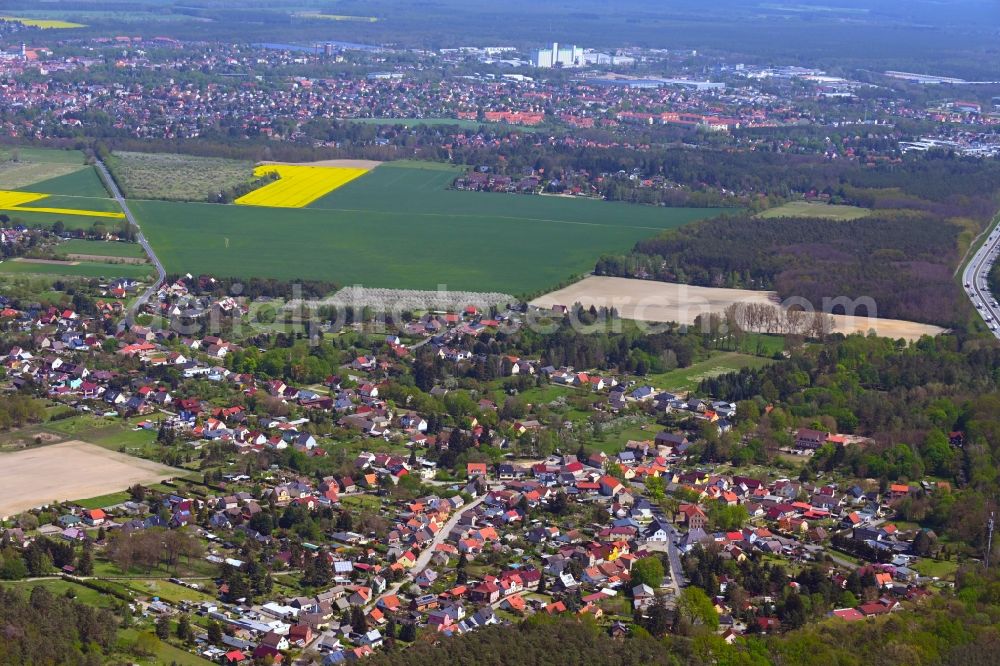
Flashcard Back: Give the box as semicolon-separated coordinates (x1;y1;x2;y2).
962;223;1000;339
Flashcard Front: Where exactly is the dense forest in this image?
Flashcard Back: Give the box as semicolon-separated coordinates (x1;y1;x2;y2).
0;584;118;665
597;212;964;326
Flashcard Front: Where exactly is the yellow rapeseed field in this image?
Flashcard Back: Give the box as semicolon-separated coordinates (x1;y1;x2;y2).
234;165;370;208
0;191;48;208
0;16;87;29
0;190;126;219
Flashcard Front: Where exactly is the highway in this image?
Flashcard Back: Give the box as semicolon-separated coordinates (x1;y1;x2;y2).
961;222;1000;339
95;158;166;327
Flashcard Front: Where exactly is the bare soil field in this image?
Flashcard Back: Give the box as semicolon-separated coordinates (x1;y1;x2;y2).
66;254;148;264
531;276;945;341
0;440;177;517
13;257;80;266
259;159;383;169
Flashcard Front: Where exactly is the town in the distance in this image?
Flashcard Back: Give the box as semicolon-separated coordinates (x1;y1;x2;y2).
0;2;998;665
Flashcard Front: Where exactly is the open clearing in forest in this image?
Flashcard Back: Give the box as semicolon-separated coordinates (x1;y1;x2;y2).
757;201;871;220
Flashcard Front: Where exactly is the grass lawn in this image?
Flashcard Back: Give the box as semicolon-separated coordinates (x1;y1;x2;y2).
43;414;160;453
339;494;385;511
94;554;218;580
121;579;217;604
490;382;577;406
74;490;132;509
912;558;959;580
2;579;121;608
58;239;148;259
757;201;870;221
592;419;660;454
646;352;774;392
735;333;787;357
0;259;153;279
134;161;725;295
117;629;213;666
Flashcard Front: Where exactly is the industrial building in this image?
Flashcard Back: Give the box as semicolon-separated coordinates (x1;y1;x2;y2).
532;42;584;68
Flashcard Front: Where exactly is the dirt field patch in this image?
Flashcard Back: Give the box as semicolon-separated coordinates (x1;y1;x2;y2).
259;159;383;169
13;257;80;266
66;254;149;264
531;276;945;341
0;440;178;517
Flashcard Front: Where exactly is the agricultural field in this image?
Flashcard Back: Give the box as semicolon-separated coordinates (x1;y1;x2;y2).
0;190;46;208
0;190;124;219
57;239;148;259
1;209;130;231
0;161;86;190
24;167;111;198
0;440;177;517
0;147;108;196
295;12;378;22
107;151;254;201
0;147;88;165
235;163;372;208
756;201;871;220
0;154;122;224
532;276;944;341
0;259;154;279
133;161;724;294
0;15;86;28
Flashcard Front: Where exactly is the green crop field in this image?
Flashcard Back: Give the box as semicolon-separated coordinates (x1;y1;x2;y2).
58;239;148;259
23;167;111;198
0;260;153;279
12;192;122;213
19;194;122;213
0;147;104;193
0;147;88;165
133;161;725;294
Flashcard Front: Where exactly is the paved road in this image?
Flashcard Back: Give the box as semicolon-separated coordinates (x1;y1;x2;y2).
644;512;684;596
95;158;166;327
368;494;486;611
962;221;1000;339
